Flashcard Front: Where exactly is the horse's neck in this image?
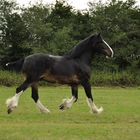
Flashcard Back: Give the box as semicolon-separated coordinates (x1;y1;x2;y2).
78;51;93;66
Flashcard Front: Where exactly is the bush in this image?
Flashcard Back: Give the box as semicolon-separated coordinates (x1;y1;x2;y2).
0;70;23;86
90;70;140;86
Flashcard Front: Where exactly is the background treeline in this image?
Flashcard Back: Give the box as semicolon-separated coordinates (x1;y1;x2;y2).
0;0;140;86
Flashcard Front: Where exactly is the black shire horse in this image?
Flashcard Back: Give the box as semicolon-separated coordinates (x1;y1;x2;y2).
6;33;113;114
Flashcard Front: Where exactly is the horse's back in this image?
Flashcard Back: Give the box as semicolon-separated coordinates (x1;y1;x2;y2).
22;53;72;75
22;53;54;76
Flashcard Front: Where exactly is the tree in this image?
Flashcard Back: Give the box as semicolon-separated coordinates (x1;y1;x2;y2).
22;3;53;50
89;0;140;70
48;0;73;29
0;0;32;66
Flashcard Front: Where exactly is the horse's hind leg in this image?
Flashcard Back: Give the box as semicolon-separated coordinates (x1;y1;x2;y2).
59;85;78;110
6;79;31;114
81;80;103;114
31;84;50;113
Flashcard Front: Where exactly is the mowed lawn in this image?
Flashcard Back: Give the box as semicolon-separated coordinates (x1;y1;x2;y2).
0;86;140;140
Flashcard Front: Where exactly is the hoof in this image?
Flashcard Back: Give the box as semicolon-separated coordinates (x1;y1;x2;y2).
59;99;68;110
98;106;104;114
7;106;16;114
40;108;51;114
6;96;18;114
7;108;14;114
7;108;12;114
59;98;74;111
91;106;104;114
59;104;65;110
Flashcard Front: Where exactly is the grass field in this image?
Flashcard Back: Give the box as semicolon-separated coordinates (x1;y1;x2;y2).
0;86;140;140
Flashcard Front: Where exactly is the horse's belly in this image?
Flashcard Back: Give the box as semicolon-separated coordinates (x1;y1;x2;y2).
42;73;80;84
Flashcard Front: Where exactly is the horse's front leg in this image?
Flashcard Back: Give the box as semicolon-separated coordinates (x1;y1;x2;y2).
81;80;103;114
59;85;78;110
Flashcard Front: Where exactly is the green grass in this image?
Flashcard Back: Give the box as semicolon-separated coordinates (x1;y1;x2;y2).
0;86;140;140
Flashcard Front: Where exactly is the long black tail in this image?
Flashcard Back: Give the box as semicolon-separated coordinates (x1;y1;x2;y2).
6;58;25;72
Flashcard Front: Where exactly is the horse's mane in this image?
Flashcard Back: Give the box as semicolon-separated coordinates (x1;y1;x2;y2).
67;34;95;58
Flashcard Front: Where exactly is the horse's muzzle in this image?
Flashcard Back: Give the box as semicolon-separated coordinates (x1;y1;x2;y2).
105;49;114;58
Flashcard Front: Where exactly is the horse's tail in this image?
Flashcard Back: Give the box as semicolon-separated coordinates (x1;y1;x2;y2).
6;58;25;72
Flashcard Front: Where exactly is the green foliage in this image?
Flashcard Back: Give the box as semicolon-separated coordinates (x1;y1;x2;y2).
0;0;32;65
0;70;23;86
0;0;140;85
89;0;140;70
48;26;77;55
91;69;140;86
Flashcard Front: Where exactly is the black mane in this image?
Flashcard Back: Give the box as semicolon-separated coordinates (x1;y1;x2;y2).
67;34;96;58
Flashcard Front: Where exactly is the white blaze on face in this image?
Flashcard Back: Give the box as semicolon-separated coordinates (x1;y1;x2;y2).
102;39;114;57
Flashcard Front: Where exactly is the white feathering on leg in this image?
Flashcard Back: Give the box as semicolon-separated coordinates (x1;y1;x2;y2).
36;100;50;113
6;91;23;113
61;96;76;109
6;96;18;108
87;98;103;114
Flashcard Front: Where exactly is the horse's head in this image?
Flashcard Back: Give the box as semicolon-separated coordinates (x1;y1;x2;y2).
92;33;114;58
